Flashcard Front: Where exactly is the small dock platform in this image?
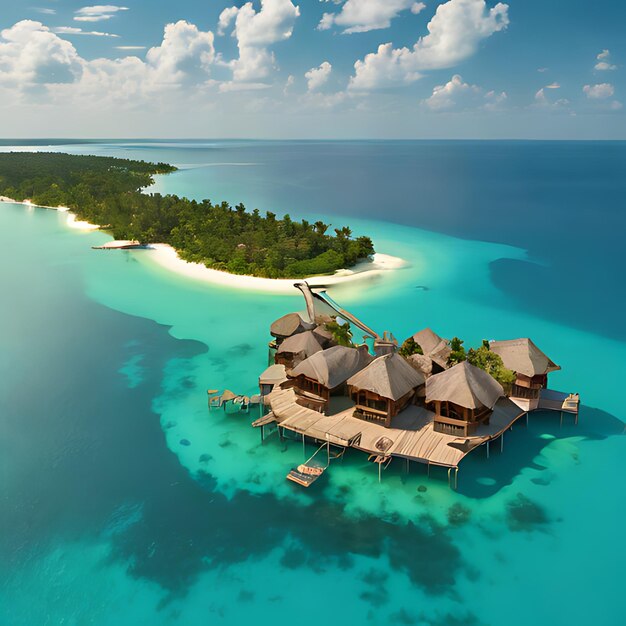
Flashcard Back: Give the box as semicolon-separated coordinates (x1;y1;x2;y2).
92;240;149;250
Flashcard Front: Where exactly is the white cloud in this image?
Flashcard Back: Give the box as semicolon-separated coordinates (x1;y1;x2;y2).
544;82;560;89
145;20;215;86
305;61;331;91
583;83;614;99
318;0;426;34
218;0;300;84
283;73;294;94
217;7;239;36
53;26;120;38
219;81;271;92
533;87;569;110
0;20;83;88
115;46;146;51
34;8;56;15
74;5;129;23
349;0;509;90
423;74;506;111
594;49;616;71
0;18;217;103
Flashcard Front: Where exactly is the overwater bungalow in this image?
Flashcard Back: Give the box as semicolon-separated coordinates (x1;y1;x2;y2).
288;345;372;412
259;363;288;397
490;338;560;400
426;361;504;436
232;282;580;488
347;353;425;426
270;312;314;345
275;330;323;370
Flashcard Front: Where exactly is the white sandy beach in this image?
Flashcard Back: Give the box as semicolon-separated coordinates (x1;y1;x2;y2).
1;195;406;292
147;243;407;294
0;196;100;230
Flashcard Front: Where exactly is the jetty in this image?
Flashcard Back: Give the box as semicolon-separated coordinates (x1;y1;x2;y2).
92;240;149;250
247;283;580;488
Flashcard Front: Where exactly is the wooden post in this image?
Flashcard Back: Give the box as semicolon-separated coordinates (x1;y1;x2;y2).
302;432;306;458
378;460;382;483
327;441;330;465
486;440;490;459
455;468;458;490
406;458;409;473
560;411;563;428
500;433;504;453
526;412;529;427
260;424;264;443
427;462;430;477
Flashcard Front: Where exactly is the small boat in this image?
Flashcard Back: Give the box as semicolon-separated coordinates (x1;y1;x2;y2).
296;464;324;476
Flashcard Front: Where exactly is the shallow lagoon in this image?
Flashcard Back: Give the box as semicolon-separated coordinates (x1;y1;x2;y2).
1;141;625;626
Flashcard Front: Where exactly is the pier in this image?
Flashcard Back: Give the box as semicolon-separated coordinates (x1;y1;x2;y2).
243;282;580;488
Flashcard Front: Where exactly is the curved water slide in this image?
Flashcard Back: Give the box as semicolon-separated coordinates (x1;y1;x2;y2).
294;282;381;340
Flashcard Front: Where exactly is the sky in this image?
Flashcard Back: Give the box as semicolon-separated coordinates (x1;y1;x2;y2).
0;0;624;139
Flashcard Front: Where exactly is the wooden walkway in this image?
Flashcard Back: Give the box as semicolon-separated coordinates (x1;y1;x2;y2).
268;388;527;469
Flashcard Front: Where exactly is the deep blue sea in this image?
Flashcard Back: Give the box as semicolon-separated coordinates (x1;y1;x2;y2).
1;140;625;625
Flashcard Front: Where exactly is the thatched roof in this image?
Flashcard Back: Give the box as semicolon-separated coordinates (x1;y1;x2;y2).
412;327;451;367
312;324;334;348
277;330;323;357
259;364;288;386
407;353;434;378
347;354;425;401
290;345;372;389
426;361;504;410
270;313;314;339
490;338;560;378
221;389;237;402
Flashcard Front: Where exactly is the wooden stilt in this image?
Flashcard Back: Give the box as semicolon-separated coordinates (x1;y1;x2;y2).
560;411;563;428
302;432;306;458
486;441;490;459
500;433;504;453
260;424;264;443
455;468;458;490
526;412;529;427
406;458;409;473
378;460;382;483
427;462;430;477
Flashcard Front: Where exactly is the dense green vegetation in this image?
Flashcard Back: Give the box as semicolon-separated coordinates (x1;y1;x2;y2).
0;152;375;278
397;332;514;388
445;337;515;388
398;337;423;357
325;320;353;347
466;340;516;389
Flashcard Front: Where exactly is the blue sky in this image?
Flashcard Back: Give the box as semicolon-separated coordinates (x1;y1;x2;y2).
0;1;624;138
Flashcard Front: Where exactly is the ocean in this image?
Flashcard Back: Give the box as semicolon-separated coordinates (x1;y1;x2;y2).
1;140;624;625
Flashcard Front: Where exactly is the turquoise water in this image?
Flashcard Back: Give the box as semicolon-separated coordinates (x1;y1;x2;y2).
1;141;625;625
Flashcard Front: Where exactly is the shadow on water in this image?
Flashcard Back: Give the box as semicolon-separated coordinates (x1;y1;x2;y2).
457;404;625;499
0;258;464;606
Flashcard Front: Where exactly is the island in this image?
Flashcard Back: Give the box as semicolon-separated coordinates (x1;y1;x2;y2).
0;152;375;279
212;283;581;489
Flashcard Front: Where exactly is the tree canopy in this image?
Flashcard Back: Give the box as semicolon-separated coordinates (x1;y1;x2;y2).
0;152;375;279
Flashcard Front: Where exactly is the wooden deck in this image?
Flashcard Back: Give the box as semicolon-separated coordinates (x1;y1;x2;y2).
268;388;527;469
